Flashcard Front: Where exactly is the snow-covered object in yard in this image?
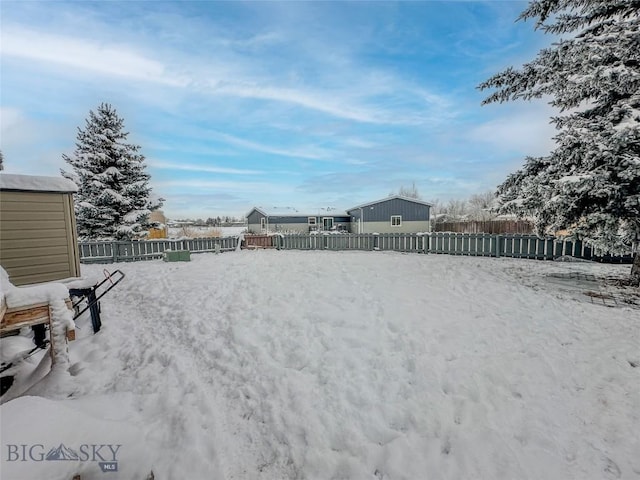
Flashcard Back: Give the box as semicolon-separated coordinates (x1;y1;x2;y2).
46;299;74;368
0;173;77;193
32;297;75;393
1;266;74;392
63;276;101;290
1;266;69;308
2;251;638;479
0;266;11;299
4;283;70;309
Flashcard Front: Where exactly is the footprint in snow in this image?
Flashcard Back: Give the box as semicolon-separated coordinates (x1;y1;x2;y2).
603;456;621;479
441;438;452;455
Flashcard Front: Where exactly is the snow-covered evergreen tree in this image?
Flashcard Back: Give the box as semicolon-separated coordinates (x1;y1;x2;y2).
61;103;163;240
479;0;640;280
0;150;4;171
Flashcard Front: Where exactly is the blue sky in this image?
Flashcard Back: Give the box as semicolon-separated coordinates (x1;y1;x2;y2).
1;1;558;219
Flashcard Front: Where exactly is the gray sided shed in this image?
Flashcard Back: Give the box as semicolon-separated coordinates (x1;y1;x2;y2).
247;208;267;234
347;196;432;234
247;207;350;233
0;173;81;286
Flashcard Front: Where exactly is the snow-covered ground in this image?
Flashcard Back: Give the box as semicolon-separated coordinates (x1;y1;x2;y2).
1;251;639;479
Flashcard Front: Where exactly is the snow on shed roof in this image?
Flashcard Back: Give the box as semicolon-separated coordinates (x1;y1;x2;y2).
250;206;349;218
0;173;78;193
347;195;433;212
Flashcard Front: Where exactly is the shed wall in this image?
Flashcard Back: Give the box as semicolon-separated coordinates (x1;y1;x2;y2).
247;209;267;234
0;191;80;285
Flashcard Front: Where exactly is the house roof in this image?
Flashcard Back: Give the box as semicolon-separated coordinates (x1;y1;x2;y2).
347;195;433;212
248;206;349;218
0;173;78;193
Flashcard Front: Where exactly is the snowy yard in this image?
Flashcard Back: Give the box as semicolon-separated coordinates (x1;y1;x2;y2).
1;251;639;479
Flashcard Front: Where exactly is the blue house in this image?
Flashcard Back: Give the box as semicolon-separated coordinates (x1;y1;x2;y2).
347;196;432;234
247;196;432;234
246;207;351;234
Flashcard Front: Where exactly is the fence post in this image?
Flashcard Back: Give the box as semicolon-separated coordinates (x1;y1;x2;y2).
495;235;502;258
111;241;119;263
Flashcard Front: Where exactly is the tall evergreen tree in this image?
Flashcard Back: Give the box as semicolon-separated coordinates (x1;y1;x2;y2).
62;103;162;240
479;0;640;281
0;150;4;171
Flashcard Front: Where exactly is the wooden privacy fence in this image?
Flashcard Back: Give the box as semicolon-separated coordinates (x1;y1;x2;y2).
434;220;534;234
78;233;632;263
243;234;274;249
79;236;238;263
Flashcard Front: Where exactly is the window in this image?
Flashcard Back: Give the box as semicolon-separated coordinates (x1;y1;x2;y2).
391;215;402;227
308;217;317;225
260;217;266;230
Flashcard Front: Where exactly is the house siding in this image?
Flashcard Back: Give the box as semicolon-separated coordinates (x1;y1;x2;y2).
247;210;351;233
356;220;430;234
266;220;309;233
247;209;267;233
348;198;431;233
0;190;81;286
348;198;430;222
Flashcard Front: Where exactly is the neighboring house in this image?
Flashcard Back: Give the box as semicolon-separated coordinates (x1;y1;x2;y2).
246;196;432;234
246;207;351;234
0;173;81;286
347;196;432;234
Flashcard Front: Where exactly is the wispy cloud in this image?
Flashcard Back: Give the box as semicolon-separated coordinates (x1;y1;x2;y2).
1;26;187;86
0;107;23;134
156;179;293;196
342;137;379;149
149;160;264;175
211;131;333;161
213;83;432;125
2;26;445;127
